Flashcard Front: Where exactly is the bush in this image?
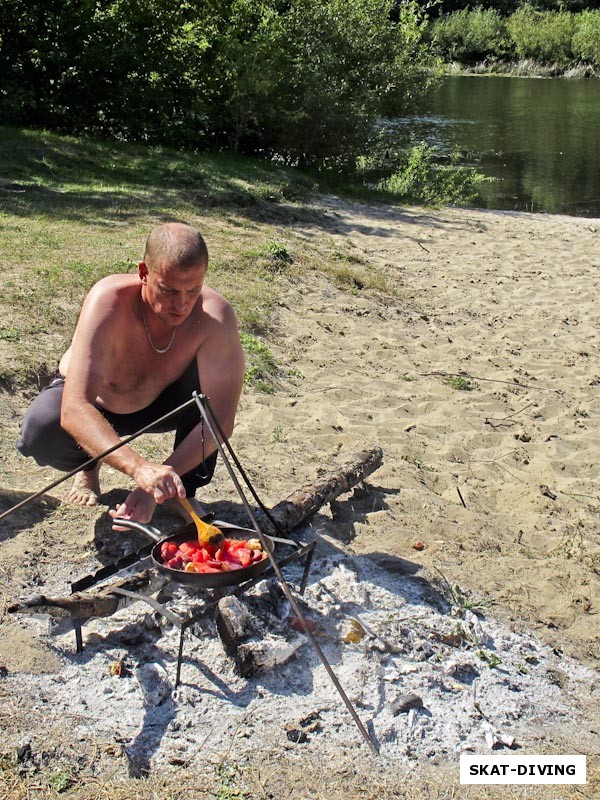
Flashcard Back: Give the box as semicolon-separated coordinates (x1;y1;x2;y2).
232;0;438;169
377;143;489;207
572;10;600;67
0;0;439;170
507;6;576;66
430;8;508;65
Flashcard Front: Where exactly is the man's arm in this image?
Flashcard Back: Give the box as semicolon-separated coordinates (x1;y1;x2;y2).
165;303;245;477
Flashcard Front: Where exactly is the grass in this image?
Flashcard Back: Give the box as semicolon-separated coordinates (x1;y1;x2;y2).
239;333;279;393
0;742;597;800
0;125;397;393
443;374;477;391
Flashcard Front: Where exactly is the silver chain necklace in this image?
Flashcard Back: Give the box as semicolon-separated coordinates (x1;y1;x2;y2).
140;300;177;354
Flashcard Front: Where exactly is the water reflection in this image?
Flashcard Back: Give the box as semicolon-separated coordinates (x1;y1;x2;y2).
398;75;600;217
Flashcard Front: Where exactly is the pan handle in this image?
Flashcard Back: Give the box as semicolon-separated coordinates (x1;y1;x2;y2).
112;518;164;542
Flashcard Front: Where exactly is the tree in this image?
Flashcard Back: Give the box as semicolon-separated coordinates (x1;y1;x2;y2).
0;0;439;167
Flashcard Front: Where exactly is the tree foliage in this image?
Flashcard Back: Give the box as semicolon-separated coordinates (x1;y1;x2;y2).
507;5;576;64
572;9;600;65
429;3;600;68
429;7;508;63
421;0;600;18
0;0;438;168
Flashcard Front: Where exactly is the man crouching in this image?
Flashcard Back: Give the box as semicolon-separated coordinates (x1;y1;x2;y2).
16;221;245;529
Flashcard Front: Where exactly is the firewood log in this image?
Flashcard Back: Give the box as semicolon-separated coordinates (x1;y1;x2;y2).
257;446;383;535
7;571;157;619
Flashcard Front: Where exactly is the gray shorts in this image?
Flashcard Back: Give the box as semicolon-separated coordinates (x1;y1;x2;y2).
16;361;217;495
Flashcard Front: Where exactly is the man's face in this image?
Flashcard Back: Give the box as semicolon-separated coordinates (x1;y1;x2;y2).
139;260;207;325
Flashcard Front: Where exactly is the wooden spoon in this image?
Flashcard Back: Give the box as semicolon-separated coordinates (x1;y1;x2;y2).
178;497;224;546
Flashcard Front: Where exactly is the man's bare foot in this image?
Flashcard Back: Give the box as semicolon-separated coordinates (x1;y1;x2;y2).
166;495;207;522
67;465;101;507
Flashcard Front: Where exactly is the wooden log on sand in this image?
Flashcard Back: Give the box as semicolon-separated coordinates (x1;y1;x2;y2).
7;570;158;619
258;446;383;535
7;447;383;621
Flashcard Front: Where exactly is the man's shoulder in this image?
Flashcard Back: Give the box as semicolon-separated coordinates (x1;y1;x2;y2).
86;274;138;303
91;273;138;292
201;285;237;324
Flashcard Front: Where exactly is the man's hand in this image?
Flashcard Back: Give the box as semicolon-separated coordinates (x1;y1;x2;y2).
109;463;185;531
109;487;157;531
132;462;186;504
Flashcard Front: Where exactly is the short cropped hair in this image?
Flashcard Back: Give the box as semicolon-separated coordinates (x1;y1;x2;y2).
144;222;208;271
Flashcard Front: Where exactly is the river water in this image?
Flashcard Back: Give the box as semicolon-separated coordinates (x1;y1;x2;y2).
397;74;600;217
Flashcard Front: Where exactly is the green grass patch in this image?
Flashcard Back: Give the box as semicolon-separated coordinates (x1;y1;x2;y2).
0;126;318;219
0;125;405;392
443;375;477;391
240;333;278;393
49;769;74;793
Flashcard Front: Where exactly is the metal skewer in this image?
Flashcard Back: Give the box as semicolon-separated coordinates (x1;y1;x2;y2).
0;397;198;522
192;392;379;756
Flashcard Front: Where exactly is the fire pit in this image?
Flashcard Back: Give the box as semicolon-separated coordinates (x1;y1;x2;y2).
7;393;381;754
68;519;316;686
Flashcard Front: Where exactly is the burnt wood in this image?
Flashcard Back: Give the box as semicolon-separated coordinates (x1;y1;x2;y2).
7;570;158;619
258;447;383;535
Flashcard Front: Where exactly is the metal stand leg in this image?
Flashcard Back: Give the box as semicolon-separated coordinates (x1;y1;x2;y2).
175;628;185;687
299;541;317;595
74;622;83;653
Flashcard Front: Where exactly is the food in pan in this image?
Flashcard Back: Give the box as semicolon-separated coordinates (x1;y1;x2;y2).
159;536;267;574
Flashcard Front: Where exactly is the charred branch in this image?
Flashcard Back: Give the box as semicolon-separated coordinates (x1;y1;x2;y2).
7;570;159;620
259;447;384;535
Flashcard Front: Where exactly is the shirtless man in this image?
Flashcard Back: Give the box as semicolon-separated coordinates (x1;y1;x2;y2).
16;222;245;528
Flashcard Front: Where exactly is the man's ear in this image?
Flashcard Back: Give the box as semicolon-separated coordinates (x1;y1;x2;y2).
138;262;149;283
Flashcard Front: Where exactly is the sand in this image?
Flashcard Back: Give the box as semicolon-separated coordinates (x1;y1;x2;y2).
234;200;600;665
1;200;599;793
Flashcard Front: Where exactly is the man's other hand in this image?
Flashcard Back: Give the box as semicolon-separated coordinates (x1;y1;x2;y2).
109;487;157;530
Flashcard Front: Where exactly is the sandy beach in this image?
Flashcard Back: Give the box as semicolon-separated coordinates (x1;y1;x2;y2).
234;200;600;664
1;199;599;795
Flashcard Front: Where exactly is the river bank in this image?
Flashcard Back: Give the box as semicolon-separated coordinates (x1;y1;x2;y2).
444;60;598;78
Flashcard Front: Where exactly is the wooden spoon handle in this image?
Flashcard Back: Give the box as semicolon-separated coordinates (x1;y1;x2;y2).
178;497;222;545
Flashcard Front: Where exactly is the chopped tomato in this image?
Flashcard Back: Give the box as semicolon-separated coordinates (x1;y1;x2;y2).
179;541;200;556
193;563;222;574
226;539;247;550
160;536;267;574
203;543;217;558
160;541;178;561
192;547;210;564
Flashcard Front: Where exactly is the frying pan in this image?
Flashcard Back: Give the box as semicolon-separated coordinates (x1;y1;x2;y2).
113;518;275;588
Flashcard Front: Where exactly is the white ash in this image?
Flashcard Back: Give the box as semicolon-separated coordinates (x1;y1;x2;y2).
3;547;598;774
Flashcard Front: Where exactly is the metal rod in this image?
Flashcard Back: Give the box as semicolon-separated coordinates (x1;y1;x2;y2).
192;393;379;756
299;542;316;595
74;623;83;653
0;396;198;522
198;395;289;537
176;630;185;687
